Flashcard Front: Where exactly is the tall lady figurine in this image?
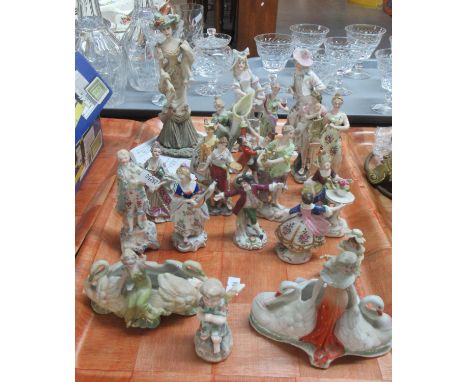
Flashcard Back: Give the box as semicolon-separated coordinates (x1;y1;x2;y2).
144;142;176;223
152;8;199;156
170;165;216;252
259;81;289;137
320;94;350;171
231;48;265;112
116;149;160;253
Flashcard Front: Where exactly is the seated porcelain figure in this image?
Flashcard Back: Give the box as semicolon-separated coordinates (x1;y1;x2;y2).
250;250;392;369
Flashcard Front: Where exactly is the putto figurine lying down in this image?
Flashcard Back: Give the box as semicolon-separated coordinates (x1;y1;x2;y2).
249;250;391;368
84;249;207;329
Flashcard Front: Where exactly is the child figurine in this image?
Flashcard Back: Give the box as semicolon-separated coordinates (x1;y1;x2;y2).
116;149;160;253
338;228;366;267
259;81;289;137
170;165;216;252
211;96;232;141
320;94;350;171
249;250;392;369
275;192;343;264
292;98;327;183
194;278;244;362
144;142;176;223
307;151;351;193
236;121;261;181
199;136;241;216
214;174;285;250
191;120;218;184
287;48;325;129
256;125;295;221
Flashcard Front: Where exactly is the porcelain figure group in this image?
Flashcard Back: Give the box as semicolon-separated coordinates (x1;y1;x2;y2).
84;41;391;370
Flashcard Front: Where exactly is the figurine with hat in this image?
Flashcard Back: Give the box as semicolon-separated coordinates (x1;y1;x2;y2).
190;120;219;184
287;47;326;130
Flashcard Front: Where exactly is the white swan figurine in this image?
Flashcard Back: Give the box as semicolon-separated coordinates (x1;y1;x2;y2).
335;287;392;353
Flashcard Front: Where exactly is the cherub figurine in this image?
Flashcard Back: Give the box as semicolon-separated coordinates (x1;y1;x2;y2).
152;8;199;157
170;165;216;252
259;81;289;137
116;149;160;253
214;174;285;250
275;192;343;264
338;228;366;267
84;249;208;329
287;48;326;129
250;250;392;369
194;278;245;362
320;94;350;170
144;142;176;223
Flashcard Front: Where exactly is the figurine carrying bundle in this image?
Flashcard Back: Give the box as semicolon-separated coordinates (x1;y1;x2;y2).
116;149;160;253
190;120;219;184
84;249;207;329
250;250;392;369
194;278;245;363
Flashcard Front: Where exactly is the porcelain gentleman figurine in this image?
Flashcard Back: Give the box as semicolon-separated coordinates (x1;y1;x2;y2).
116;149;160;253
84;249;208;329
152;7;199;157
214;174;285;250
211;96;233;140
287;48;326;129
249;250;392;369
194;278;244;362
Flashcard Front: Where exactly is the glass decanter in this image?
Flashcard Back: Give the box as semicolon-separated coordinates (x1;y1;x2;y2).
121;0;166;105
76;0;127;106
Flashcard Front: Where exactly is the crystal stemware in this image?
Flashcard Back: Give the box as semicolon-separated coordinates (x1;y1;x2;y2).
373;126;392;162
311;48;337;89
122;0;166;106
254;33;294;86
174;3;204;48
290;24;330;52
76;0;127;106
345;24;386;80
194;29;232;96
323;36;358;96
371;48;392;115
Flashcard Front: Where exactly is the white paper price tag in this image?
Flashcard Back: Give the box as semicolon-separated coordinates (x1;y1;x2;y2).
138;170;160;190
226;277;242;292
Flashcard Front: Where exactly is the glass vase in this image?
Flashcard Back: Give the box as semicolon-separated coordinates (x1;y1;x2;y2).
76;0;127;106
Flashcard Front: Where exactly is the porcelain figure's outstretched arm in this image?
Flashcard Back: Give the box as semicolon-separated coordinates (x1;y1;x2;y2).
345;284;359;309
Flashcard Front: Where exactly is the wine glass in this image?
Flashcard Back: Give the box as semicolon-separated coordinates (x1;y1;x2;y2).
194;29;233;96
371;48;392;115
174;3;204;48
254;33;294;87
323;36;358;96
290;23;330;52
345;24;386;80
311;48;337;89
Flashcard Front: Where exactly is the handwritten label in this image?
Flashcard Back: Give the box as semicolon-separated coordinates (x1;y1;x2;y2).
138;170;161;190
226;276;241;292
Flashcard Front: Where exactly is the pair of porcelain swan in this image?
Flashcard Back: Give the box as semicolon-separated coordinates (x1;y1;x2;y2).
250;276;392;368
84;257;207;328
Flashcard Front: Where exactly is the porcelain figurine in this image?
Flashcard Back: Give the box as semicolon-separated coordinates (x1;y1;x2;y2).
194;278;244;362
84;249;208;329
116;149;160;253
338;228;366;268
199;136;241;216
291;99;327;183
320;94;350;170
256;125;295;221
236;121;261;182
305;151;351;192
190;121;219;184
144;142;177;223
211;96;233;141
231;48;265;113
259;81;289;137
214;174;285;250
152;8;199;157
170;165;216;252
287;48;326;129
250;250;392;369
275;191;343;264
